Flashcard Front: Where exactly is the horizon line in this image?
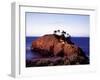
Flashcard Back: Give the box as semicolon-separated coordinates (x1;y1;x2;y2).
26;35;89;37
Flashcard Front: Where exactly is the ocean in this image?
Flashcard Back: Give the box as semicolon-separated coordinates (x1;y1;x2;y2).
26;37;89;61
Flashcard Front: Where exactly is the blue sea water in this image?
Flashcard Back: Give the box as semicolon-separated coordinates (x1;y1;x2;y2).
26;37;89;60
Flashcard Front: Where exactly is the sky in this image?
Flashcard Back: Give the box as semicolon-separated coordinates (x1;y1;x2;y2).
26;12;89;37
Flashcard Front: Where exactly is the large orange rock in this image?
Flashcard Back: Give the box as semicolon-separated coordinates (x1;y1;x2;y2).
31;34;59;56
31;34;89;64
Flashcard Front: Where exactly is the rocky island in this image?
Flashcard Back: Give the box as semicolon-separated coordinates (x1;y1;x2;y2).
26;30;89;67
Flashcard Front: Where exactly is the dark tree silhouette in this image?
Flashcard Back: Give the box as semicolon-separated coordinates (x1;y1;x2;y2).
54;30;57;34
65;33;74;44
60;30;66;41
57;30;60;32
61;30;66;36
66;33;71;38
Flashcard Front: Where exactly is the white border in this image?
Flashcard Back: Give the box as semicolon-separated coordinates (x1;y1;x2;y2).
11;2;97;78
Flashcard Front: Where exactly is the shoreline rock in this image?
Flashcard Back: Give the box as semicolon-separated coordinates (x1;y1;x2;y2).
27;34;89;67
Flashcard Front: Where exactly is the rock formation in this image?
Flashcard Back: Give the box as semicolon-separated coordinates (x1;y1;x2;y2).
28;34;89;67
